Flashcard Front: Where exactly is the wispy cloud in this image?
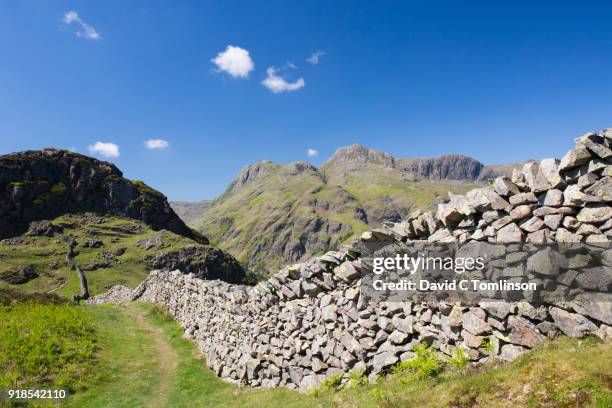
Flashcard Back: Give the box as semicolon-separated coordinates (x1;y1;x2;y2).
261;67;305;93
88;141;119;158
62;11;101;40
307;148;319;157
307;50;326;65
211;45;254;78
144;139;170;150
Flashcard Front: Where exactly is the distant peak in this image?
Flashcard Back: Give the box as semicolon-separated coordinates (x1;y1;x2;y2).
325;144;395;167
225;160;278;194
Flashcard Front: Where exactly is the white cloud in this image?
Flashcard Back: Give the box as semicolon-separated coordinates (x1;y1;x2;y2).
307;50;326;65
261;67;305;93
211;45;254;78
62;10;101;40
88;141;119;158
307;148;319;157
144;139;170;150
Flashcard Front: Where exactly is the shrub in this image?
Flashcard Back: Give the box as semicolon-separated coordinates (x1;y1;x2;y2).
393;343;443;381
348;368;367;387
447;348;470;369
0;303;95;392
481;337;494;353
320;372;344;391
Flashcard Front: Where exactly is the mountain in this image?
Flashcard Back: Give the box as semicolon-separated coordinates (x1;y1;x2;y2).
188;144;519;273
170;200;212;225
0;149;245;296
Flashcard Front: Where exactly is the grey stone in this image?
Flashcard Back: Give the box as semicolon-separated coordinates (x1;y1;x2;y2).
559;145;592;171
462;311;491;335
497;223;525;243
549;307;597;337
493;177;520;197
577;205;612;223
499;344;526;361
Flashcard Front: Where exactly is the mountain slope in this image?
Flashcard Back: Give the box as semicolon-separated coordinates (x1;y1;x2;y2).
191;161;369;272
190;145;518;273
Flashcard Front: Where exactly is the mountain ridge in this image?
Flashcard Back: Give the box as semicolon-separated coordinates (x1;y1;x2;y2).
181;143;520;273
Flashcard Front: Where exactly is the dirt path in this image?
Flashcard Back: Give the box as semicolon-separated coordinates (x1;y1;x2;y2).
122;304;178;408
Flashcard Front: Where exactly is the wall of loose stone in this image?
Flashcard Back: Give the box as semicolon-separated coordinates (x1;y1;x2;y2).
91;129;612;389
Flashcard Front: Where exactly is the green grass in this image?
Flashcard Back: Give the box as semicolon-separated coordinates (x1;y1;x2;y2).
0;214;206;298
0;301;95;392
64;303;319;408
2;300;610;408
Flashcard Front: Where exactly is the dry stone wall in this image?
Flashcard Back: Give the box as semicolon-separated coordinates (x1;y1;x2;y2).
91;129;612;389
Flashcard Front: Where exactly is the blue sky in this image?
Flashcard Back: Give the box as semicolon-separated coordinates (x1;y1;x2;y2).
1;1;611;200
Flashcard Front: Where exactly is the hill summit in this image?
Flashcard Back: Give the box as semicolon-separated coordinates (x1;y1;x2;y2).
0;148;205;243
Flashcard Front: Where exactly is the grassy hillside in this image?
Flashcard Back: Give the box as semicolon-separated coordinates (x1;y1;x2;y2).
0;213;207;298
1;298;609;407
191;161;370;273
191;157;480;274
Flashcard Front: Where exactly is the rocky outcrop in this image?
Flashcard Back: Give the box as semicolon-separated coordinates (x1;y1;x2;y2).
143;245;245;284
0;148;206;243
325;144;515;181
92;129;611;390
396;154;484;180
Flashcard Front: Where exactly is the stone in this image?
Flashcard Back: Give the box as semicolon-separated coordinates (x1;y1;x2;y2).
388;330;409;345
523;162;551;192
577;172;600;188
24;220;63;237
480;301;514;319
496;223;525;243
574;266;611;292
439;204;464;226
543;214;563;230
584;177;612;201
577;205;612;223
538;189;563;206
499;344;526;361
578;133;612;159
372;351;398;372
449;192;476;215
511;168;526;185
493;177;520;196
462;311;491;335
576;223;601;236
555;228;582;242
539;159;565;189
507;315;545;347
559;145;592;170
335;261;360;282
549;307;597;337
519;216;544;233
392;315;414;334
526;247;566;276
460;329;483;348
570;299;612;326
492;216;513;230
509;192;537;206
509;205;532;221
428;228;455;243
